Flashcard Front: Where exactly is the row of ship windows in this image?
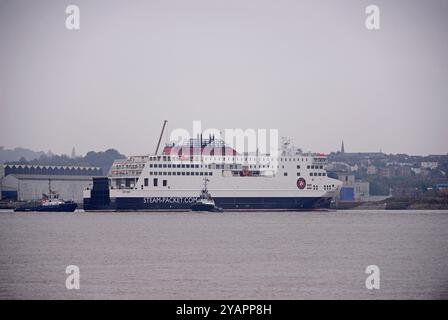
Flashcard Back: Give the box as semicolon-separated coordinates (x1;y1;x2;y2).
118;162;328;173
147;156;314;162
146;171;326;178
111;168;327;177
115;164;145;170
285;172;326;177
308;184;334;190
147;163;326;170
309;172;326;176
306;165;324;169
149;163;279;169
115;157;328;169
150;163;209;169
293;165;325;170
143;179;336;190
148;171;213;176
144;178;166;187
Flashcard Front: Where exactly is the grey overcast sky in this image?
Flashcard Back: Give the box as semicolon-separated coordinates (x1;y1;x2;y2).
0;0;447;156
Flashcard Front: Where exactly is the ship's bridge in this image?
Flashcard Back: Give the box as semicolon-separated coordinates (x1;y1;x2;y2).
312;153;328;164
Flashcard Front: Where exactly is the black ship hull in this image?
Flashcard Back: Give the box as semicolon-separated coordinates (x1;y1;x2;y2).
84;196;332;211
14;202;78;212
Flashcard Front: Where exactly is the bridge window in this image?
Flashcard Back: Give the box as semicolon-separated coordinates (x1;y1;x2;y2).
153;178;158;187
144;178;148;186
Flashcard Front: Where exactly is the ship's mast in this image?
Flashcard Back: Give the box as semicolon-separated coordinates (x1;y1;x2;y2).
203;177;209;192
155;120;168;155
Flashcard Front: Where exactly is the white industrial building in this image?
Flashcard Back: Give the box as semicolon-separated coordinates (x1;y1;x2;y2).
0;164;102;203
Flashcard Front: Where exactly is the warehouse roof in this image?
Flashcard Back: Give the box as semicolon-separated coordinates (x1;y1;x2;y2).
1;164;102;177
4;174;98;181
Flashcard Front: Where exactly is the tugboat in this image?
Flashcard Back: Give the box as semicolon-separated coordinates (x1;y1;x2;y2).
191;178;223;213
14;179;77;212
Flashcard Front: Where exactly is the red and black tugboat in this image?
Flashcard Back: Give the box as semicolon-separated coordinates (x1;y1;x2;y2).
14;180;77;212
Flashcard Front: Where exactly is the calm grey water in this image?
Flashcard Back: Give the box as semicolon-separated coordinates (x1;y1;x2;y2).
0;210;447;299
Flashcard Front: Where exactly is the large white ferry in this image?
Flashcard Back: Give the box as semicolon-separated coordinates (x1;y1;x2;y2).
83;134;342;211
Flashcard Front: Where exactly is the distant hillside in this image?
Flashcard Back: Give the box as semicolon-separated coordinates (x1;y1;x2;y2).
83;149;127;174
5;148;127;175
0;146;47;163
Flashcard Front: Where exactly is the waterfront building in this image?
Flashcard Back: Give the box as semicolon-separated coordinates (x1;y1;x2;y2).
0;164;102;203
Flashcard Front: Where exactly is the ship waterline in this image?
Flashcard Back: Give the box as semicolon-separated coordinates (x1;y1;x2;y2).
84;196;333;211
